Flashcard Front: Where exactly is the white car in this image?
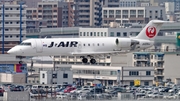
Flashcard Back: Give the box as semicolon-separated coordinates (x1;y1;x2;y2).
77;88;91;93
56;93;68;99
70;88;81;93
163;94;177;99
168;89;175;93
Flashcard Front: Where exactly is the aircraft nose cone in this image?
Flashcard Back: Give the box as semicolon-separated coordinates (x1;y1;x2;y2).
7;48;17;54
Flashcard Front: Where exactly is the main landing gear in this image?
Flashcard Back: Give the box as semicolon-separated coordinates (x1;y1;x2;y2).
16;56;26;64
81;56;96;64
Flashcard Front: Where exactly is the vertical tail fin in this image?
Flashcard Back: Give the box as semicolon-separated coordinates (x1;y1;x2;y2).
135;20;172;41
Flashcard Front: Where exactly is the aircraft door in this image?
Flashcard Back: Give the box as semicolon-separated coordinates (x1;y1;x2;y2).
77;41;82;52
35;39;43;53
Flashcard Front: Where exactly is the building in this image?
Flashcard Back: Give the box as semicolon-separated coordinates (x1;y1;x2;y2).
27;74;39;84
102;6;166;26
0;1;27;54
133;52;165;83
24;0;41;8
26;0;74;30
0;73;26;84
103;0;120;7
166;0;180;12
136;0;158;7
119;0;137;7
28;63;154;86
40;68;73;84
74;0;103;27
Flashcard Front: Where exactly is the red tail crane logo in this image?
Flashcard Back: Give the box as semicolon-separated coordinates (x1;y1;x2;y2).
146;26;156;38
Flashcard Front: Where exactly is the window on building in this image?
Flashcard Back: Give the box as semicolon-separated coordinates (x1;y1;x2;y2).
83;32;86;36
129;71;139;76
104;32;107;36
63;82;68;84
97;32;100;36
130;81;134;86
37;81;39;83
28;80;31;83
110;32;114;37
52;74;57;78
42;73;45;78
90;32;93;36
80;32;82;36
144;81;149;86
101;32;103;36
117;32;121;36
146;71;151;76
110;71;117;75
123;32;127;36
94;32;96;36
87;32;89;36
63;73;68;78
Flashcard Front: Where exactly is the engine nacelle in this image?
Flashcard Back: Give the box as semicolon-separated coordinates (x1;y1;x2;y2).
115;38;131;50
137;39;154;50
115;38;154;51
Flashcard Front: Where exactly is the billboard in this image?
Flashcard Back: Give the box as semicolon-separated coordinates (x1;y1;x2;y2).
134;79;140;86
0;64;27;73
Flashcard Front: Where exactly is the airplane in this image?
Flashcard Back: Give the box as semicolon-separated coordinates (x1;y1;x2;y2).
7;20;172;64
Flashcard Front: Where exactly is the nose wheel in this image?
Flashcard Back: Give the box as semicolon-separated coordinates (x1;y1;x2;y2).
16;56;26;64
19;61;23;64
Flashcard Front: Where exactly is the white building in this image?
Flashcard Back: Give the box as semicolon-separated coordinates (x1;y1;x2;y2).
102;6;166;26
133;52;165;83
0;1;27;53
0;73;26;84
28;63;154;86
40;67;73;84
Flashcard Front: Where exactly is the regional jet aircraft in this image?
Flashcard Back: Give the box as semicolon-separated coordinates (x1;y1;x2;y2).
7;20;172;64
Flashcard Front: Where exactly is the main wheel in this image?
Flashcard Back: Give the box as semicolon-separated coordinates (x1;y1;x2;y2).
82;58;88;63
90;59;96;64
19;61;23;64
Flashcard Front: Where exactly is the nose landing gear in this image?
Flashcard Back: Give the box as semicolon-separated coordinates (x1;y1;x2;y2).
16;56;26;64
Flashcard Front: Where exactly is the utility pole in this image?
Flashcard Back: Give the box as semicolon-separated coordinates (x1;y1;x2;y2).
2;3;4;54
19;1;25;43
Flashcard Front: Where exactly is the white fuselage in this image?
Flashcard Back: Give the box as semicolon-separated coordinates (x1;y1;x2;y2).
8;37;154;57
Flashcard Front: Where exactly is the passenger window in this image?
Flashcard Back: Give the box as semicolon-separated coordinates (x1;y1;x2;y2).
97;43;99;46
83;44;85;46
88;44;90;46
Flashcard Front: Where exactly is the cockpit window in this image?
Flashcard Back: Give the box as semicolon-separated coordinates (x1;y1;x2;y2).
19;42;31;46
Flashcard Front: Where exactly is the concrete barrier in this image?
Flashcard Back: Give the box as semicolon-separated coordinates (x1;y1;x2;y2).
117;92;134;100
3;91;30;101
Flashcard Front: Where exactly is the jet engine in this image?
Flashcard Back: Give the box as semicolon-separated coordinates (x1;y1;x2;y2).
115;38;153;51
115;38;131;50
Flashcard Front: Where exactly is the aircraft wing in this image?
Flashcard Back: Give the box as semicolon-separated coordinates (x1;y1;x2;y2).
71;51;130;56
